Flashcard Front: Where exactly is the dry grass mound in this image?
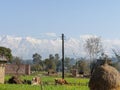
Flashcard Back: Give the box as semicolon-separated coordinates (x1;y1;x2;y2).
89;64;120;90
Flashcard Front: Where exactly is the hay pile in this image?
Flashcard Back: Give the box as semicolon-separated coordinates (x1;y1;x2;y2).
89;64;120;90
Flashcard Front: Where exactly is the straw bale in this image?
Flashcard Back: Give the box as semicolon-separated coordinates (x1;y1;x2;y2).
89;64;120;90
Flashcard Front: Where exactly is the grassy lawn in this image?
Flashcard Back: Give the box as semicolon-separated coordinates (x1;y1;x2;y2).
1;75;90;90
0;84;89;90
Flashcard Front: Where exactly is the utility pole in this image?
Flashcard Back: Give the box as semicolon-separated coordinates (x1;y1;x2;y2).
62;34;64;79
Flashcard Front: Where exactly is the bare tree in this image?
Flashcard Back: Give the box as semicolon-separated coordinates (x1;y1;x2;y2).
84;36;103;61
112;49;120;71
12;56;23;75
84;36;103;74
112;49;120;62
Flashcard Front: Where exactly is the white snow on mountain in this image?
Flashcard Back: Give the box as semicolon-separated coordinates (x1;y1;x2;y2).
0;35;120;59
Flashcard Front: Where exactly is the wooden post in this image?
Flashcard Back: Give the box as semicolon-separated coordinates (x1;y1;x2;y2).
62;34;64;79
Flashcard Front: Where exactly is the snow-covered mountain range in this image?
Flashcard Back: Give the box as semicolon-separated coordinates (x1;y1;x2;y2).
0;35;120;59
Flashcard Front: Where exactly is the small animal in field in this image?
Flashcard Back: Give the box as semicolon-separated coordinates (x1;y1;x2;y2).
54;78;68;85
31;76;41;85
8;75;23;84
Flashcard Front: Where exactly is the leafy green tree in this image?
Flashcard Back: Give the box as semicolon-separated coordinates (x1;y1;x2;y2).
32;53;43;71
33;53;42;64
44;58;51;71
49;54;56;70
0;46;12;61
49;54;54;60
44;54;57;71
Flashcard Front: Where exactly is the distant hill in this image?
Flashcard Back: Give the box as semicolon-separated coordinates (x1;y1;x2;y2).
0;35;119;59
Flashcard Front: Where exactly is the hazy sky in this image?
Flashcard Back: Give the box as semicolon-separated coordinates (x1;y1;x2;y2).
0;0;120;39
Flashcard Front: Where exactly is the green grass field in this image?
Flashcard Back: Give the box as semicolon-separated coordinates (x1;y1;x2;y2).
0;84;89;90
0;75;90;90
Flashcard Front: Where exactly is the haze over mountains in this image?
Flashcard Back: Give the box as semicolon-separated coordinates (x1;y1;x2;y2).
0;34;119;59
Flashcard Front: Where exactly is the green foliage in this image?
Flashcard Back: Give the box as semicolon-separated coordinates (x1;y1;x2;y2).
0;46;12;61
44;54;60;71
32;53;42;64
32;53;43;71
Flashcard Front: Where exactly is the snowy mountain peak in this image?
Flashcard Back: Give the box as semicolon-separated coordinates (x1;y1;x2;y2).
0;35;119;59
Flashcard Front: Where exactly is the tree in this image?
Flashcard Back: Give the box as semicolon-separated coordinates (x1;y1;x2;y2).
11;56;23;64
112;49;120;62
49;54;54;60
84;36;103;61
84;36;103;74
49;54;56;70
44;54;58;71
44;58;51;71
0;46;12;61
33;53;42;64
12;56;23;75
32;53;43;71
112;49;120;71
